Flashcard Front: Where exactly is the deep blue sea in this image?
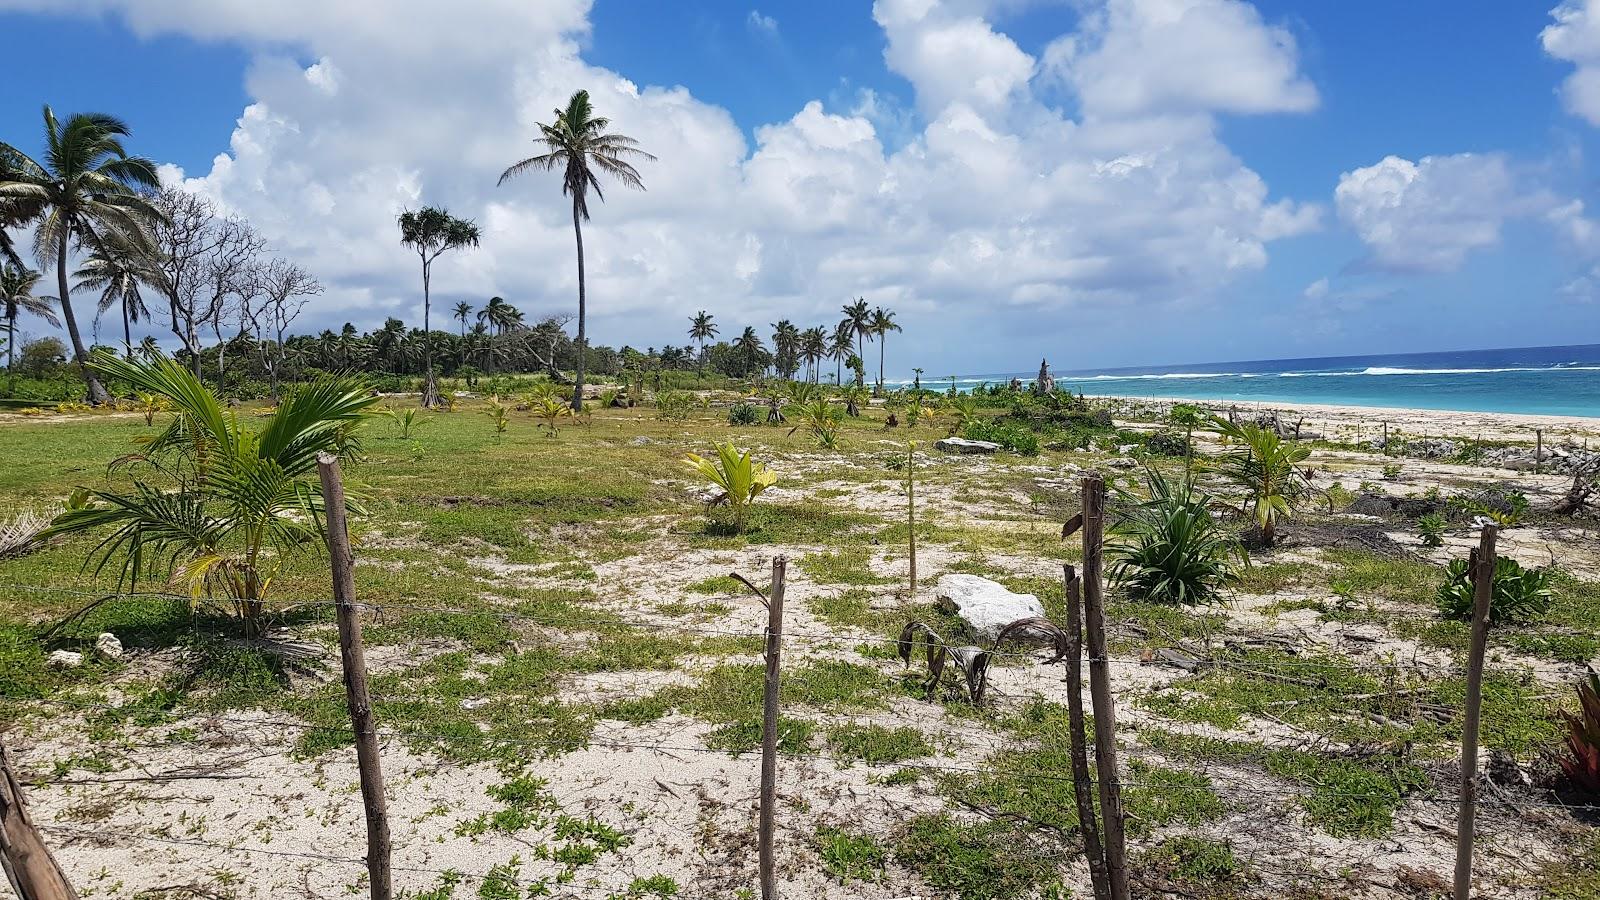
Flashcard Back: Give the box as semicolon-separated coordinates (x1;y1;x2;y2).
891;344;1600;417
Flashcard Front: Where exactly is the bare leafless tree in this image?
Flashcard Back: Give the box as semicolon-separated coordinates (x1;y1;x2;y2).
146;188;222;375
251;258;321;398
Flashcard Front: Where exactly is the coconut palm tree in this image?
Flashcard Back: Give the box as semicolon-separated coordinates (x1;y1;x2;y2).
74;240;154;360
689;310;717;371
478;295;517;373
42;351;377;637
0;107;160;404
800;326;827;384
771;319;800;380
869;306;900;393
829;321;854;385
499;89;654;410
0;146;42;270
453;301;474;339
1;263;59;394
842;298;872;373
398;207;480;407
734;326;767;377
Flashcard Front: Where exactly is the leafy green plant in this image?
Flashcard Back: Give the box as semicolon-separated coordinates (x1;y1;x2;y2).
485;395;511;437
1212;417;1314;547
840;383;869;417
945;395;980;433
1559;667;1600;798
683;442;777;533
1418;512;1446;548
1381;463;1403;480
654;389;693;420
727;402;761;426
41;352;375;636
1436;556;1553;624
815;825;888;883
1109;468;1242;605
960;420;1039;455
787;398;844;450
384;406;429;439
135;391;167;426
530;392;572;437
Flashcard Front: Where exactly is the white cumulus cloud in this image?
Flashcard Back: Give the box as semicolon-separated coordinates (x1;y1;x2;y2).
1543;0;1600;125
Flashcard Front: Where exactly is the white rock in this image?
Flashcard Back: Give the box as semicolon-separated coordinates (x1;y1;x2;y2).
934;437;999;454
47;650;84;669
935;574;1046;643
94;632;124;659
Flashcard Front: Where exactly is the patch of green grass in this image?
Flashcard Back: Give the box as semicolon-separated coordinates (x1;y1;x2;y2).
704;717;815;756
1135;836;1251;897
1320;549;1440;607
456;774;560;837
685;575;743;595
826;723;934;766
1542;830;1600;899
810;588;893;628
798;548;894;586
893;814;1064;900
606;875;679;900
1233;561;1314;595
814;825;888;884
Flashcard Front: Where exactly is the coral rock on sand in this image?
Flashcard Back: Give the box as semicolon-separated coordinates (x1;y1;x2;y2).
94;632;124;660
936;574;1045;642
934;437;999;454
47;650;83;669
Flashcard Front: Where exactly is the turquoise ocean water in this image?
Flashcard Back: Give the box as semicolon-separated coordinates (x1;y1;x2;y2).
890;344;1600;417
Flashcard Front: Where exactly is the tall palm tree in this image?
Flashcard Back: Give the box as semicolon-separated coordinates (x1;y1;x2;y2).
842;298;872;374
829;321;854;385
478;295;516;372
499;89;654;410
688;310;717;371
771;319;800;380
1;263;59;394
398;206;480;407
453;301;474;339
74;240;154;360
0;146;42;270
0;107;160;404
800;326;827;383
868;306;900;393
734;326;766;377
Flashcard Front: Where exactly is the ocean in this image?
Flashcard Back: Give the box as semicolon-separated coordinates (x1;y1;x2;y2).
891;344;1600;417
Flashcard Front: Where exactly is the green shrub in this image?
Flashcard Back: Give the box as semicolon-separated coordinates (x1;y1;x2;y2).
1109;469;1242;606
654;389;694;419
1418;513;1446;548
961;420;1039;455
1142;430;1190;457
727;402;761;426
1436;556;1552;624
814;826;888;884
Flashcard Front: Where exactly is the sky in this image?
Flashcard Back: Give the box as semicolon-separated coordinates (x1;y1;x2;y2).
3;0;1600;376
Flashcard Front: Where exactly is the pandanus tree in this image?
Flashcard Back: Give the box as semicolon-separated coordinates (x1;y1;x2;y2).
42;352;377;637
0;107;161;404
1;263;59;393
499;89;654;411
397;206;480;407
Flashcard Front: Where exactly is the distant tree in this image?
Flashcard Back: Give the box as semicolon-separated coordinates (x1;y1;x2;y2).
453;301;474;339
500;89;654;410
0;106;161;403
18;336;66;378
74;238;155;360
830;320;854;385
869;306;900;393
1;263;59;392
800;326;827;384
771;319;800;380
842;298;872;377
734;326;768;377
398;206;480;407
689;310;717;371
478;295;518;373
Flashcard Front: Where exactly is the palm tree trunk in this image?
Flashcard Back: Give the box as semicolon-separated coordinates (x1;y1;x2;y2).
5;313;15;396
122;301;133;361
570;198;587;412
421;259;438;408
878;336;885;394
57;232;110;405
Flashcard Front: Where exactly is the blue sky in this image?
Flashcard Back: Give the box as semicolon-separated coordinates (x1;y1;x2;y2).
3;0;1599;374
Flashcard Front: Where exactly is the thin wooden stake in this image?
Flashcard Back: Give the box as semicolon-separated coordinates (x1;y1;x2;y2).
0;738;77;900
1081;475;1129;900
1535;429;1544;474
758;555;787;900
317;453;392;900
1063;565;1109;900
1454;524;1497;900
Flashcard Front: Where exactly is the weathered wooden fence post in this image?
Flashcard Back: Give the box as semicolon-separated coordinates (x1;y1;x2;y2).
1062;563;1109;900
1535;428;1544;474
0;738;77;900
1453;524;1498;900
1081;475;1130;900
316;453;393;900
758;556;787;900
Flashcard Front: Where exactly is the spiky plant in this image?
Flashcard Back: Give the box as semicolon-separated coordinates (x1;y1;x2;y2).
1559;667;1600;798
1436;556;1552;624
1212;417;1314;546
787;398;844;450
1108;468;1243;606
385;407;429;439
532;393;571;437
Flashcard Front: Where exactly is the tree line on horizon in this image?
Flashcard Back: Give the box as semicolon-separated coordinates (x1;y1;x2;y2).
0;95;911;406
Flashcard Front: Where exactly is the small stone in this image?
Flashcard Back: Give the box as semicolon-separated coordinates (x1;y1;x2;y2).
631;436;653;446
934;437;999;454
47;650;84;669
1107;457;1137;469
459;698;490;710
94;632;124;660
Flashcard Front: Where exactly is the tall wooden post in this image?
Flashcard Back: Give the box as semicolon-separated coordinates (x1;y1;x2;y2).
1063;565;1109;900
758;556;787;900
0;739;77;900
1453;525;1498;900
317;454;392;900
1535;429;1544;474
1081;475;1129;900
